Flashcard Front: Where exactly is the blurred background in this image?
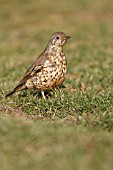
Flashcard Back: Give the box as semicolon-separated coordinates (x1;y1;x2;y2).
0;0;113;54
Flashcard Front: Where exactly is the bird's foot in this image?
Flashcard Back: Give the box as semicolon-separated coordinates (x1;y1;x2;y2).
41;91;46;99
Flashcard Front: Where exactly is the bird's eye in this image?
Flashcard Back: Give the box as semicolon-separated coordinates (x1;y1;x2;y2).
56;37;59;40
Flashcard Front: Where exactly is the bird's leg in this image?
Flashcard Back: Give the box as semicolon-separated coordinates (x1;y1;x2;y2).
41;91;46;99
51;88;58;97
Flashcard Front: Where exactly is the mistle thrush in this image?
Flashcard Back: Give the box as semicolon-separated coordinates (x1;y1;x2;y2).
5;32;70;99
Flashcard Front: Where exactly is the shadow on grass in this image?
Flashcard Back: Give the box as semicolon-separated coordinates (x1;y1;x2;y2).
18;84;66;99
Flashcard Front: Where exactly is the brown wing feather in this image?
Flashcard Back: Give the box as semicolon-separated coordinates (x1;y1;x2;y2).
17;51;49;86
5;50;54;98
5;59;44;98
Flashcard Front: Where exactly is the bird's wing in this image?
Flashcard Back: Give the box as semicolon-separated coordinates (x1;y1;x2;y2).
17;52;53;86
19;64;43;84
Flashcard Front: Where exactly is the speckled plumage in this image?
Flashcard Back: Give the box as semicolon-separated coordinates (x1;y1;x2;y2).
5;32;70;99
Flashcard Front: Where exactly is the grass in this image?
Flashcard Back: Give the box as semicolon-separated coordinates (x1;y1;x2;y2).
0;0;113;169
0;117;113;170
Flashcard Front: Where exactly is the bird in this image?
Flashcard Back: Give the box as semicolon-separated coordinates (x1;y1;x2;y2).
5;32;70;99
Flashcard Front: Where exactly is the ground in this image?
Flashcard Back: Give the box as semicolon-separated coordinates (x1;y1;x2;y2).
0;0;113;170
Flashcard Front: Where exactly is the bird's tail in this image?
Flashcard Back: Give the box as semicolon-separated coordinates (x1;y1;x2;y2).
5;83;26;98
5;89;16;98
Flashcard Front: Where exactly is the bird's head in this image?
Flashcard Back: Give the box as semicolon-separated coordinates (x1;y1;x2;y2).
50;32;70;47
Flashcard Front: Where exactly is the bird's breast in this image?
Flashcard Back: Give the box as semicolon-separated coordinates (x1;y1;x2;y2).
30;53;67;90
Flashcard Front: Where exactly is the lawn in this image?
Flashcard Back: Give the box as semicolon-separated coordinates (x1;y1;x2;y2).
0;0;113;169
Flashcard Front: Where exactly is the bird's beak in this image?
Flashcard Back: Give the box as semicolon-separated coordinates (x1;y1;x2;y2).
62;36;71;41
66;36;71;39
